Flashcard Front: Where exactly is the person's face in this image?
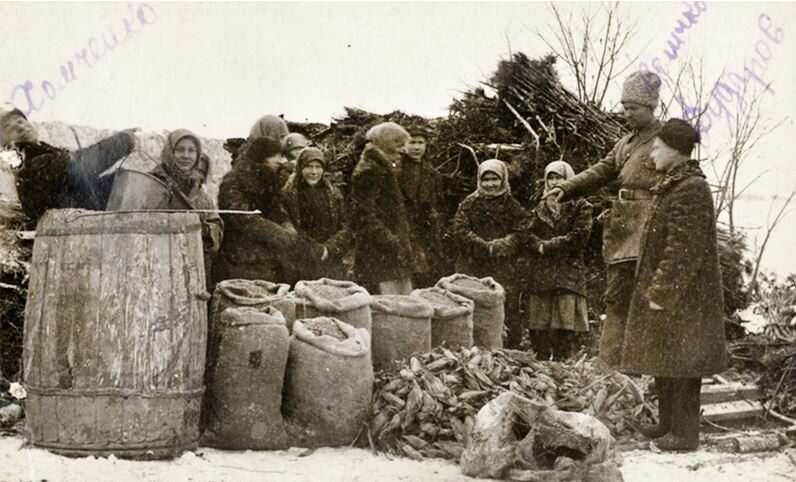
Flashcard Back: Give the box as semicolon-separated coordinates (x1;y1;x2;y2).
301;160;324;186
480;172;502;194
2;115;38;146
173;138;198;172
622;102;655;130
405;136;427;160
651;137;683;172
546;171;564;189
382;137;407;157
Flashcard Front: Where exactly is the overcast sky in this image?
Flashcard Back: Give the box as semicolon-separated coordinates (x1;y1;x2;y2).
1;1;795;277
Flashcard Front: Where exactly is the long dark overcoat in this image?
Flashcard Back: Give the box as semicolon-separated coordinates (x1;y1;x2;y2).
620;163;727;377
214;144;321;284
350;144;415;284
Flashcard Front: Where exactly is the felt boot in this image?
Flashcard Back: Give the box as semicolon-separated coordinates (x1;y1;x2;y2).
655;378;701;451
638;377;674;439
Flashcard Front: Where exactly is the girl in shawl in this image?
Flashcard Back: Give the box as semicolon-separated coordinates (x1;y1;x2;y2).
281;146;351;283
149;129;224;286
526;161;593;360
453;159;529;348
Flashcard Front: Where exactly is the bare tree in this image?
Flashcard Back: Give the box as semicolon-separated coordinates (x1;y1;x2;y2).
537;2;638;108
749;190;796;295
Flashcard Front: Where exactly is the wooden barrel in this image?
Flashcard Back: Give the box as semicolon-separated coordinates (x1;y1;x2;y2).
22;209;208;459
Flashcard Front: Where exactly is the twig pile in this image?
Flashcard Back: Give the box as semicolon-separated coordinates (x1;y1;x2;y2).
368;346;652;461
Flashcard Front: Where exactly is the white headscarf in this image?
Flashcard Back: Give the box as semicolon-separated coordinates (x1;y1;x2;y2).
476;158;510;198
543;160;575;195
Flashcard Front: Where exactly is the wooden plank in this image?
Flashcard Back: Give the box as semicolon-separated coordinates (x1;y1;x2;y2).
701;383;762;404
702;399;764;423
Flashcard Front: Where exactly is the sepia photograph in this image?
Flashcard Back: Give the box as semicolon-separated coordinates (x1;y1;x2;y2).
0;1;795;480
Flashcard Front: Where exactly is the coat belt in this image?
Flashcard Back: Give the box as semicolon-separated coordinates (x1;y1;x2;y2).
617;188;653;201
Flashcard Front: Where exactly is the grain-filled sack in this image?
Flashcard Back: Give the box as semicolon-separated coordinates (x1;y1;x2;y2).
370;295;434;371
411;287;474;349
202;306;289;449
292;278;372;334
205;279;295;423
282;317;373;447
210;279;295;331
436;273;505;349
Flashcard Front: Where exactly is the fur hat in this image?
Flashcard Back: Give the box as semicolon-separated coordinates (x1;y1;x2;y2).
621;71;661;109
658;118;700;155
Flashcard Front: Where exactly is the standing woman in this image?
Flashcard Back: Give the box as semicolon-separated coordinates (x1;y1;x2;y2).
453;159;529;349
350;122;416;295
281;146;350;283
622;119;727;451
526;160;593;360
148;129;224;287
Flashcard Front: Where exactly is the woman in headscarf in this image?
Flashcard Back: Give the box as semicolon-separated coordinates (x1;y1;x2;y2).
148;129;224;286
453;159;529;348
281;146;351;283
350;122;416;295
526;161;593;360
622;118;726;451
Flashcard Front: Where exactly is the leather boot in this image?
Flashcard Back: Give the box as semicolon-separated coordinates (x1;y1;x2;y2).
638;377;673;439
656;378;701;451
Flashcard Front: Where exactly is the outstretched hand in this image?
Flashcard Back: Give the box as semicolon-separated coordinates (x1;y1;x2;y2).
546;187;564;203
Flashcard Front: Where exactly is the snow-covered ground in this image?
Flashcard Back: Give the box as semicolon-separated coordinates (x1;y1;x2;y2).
0;435;794;482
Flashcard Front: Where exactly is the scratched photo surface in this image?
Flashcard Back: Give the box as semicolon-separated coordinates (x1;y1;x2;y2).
1;1;796;480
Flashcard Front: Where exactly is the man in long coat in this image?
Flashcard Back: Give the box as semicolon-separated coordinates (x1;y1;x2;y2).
547;71;666;368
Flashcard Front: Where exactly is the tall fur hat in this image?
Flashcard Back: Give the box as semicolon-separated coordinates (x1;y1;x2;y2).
621;71;661;109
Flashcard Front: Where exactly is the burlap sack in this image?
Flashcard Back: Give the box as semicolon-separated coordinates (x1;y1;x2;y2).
436;273;505;349
210;279;295;331
201;306;289;449
292;278;373;335
411;287;474;349
282;317;373;447
370;295;434;371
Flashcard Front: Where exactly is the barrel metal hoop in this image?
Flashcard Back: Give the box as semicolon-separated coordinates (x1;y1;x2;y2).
25;386;205;399
36;223;202;237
